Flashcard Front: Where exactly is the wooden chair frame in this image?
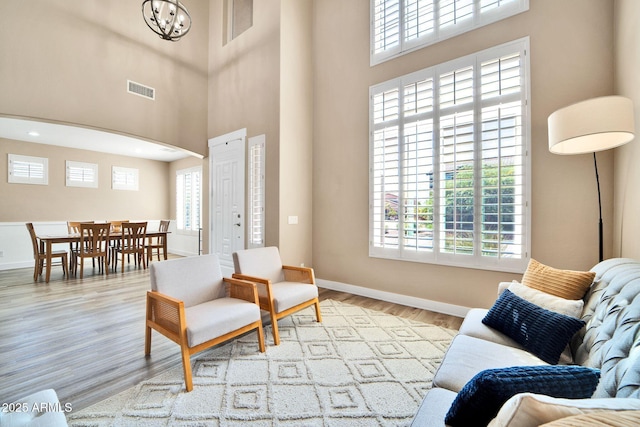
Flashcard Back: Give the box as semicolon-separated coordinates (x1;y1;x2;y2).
26;223;68;281
233;265;322;346
75;223;110;279
112;222;147;273
146;220;170;263
145;277;265;391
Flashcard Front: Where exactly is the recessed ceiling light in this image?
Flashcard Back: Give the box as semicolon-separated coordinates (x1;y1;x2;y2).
27;131;40;137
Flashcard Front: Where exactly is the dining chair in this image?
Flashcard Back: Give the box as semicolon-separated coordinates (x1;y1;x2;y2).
146;254;265;391
26;223;69;281
146;220;170;263
108;220;129;266
109;220;129;233
112;222;147;273
232;246;322;345
67;221;94;271
74;223;110;279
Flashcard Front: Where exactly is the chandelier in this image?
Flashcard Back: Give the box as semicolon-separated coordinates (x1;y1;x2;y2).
142;0;192;41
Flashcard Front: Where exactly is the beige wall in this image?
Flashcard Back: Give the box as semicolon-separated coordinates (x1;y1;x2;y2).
1;0;631;311
279;0;314;266
613;0;640;259
0;0;209;156
207;0;282;250
312;0;615;308
0;139;169;221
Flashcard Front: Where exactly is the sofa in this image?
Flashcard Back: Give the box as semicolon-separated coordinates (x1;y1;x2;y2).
411;258;640;426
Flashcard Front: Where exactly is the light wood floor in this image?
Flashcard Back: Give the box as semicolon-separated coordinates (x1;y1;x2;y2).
0;256;462;411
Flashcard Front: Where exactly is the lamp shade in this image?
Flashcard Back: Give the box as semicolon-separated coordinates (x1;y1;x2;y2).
548;96;635;155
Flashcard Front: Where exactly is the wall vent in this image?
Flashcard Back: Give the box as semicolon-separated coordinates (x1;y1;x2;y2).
127;80;155;100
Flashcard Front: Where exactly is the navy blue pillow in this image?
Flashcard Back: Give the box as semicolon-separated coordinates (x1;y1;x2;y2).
482;289;585;364
445;365;601;427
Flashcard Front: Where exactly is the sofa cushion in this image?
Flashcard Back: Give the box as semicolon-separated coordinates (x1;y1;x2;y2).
460;308;574;365
433;334;548;392
540;410;640;426
522;258;594;300
482;290;585;364
409;388;457;427
508;281;584;318
444;366;600;427
573;258;640;398
488;393;640;427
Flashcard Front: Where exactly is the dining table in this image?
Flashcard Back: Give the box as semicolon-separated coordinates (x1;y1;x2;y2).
36;230;169;283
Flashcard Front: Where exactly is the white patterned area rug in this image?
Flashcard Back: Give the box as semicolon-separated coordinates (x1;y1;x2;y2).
68;299;456;427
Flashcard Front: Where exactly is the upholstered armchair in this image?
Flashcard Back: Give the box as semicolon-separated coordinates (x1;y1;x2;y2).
232;246;322;345
145;254;265;392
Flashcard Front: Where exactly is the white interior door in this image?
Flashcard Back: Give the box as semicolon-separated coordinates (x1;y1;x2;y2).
209;130;246;276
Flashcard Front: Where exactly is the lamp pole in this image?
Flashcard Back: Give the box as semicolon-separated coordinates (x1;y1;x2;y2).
593;153;603;262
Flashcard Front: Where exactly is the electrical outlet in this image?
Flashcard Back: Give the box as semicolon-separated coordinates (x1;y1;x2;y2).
0;251;4;257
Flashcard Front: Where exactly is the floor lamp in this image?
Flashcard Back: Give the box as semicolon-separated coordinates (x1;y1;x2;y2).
548;96;635;262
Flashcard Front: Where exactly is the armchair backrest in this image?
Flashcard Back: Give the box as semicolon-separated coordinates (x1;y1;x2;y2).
150;254;225;308
233;246;285;283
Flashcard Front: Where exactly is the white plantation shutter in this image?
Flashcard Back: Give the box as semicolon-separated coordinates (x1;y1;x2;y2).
66;161;98;188
373;0;401;60
112;166;138;191
176;167;201;232
248;135;265;248
369;38;530;272
8;154;48;185
371;0;529;65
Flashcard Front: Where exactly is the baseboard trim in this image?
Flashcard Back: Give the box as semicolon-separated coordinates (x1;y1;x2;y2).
317;278;470;318
0;261;33;271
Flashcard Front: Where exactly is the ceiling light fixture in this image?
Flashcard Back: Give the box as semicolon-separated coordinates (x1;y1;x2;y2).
142;0;192;42
27;131;40;137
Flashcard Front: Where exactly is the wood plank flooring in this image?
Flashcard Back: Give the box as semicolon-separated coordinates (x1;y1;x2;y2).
0;256;462;412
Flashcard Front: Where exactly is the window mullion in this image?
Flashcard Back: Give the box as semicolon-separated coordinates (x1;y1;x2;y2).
473;56;483;261
398;80;407;257
432;71;442;258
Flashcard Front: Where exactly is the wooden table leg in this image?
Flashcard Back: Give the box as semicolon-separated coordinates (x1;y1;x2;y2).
45;240;53;283
163;237;168;260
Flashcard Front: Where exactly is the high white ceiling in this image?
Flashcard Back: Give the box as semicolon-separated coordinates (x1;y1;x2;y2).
0;117;198;162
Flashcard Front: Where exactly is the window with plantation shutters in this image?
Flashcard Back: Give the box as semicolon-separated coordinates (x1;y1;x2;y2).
66;161;98;188
176;167;202;233
371;0;529;65
112;166;139;191
8;154;48;185
369;38;530;273
248;135;265;248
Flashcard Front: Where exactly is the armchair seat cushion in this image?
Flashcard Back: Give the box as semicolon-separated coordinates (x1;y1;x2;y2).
186;298;261;347
267;282;319;314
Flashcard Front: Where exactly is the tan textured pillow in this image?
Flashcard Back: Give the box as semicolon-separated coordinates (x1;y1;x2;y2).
540;410;640;426
522;259;595;300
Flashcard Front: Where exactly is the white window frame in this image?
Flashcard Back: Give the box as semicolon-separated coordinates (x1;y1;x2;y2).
369;37;531;273
247;134;265;248
112;166;139;191
371;0;529;66
8;154;48;185
176;166;202;235
66;161;98;188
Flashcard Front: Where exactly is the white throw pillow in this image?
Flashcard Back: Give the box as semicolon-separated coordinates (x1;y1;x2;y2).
508;281;584;318
488;393;640;427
